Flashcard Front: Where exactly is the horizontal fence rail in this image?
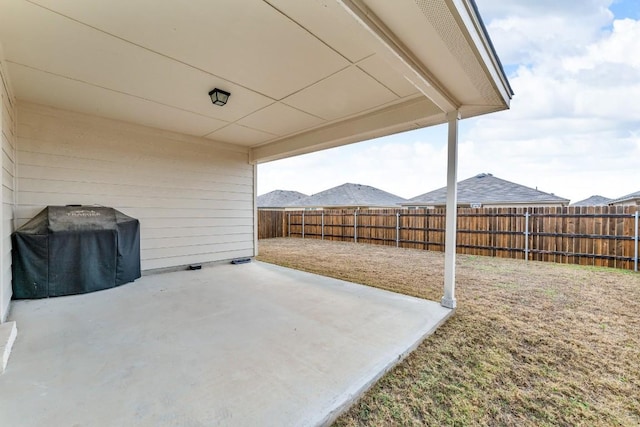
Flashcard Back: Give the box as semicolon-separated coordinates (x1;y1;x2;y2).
258;207;640;272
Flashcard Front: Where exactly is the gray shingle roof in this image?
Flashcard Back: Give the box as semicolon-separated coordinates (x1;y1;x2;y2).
570;195;612;206
289;183;406;208
405;173;570;206
609;190;640;205
257;190;308;208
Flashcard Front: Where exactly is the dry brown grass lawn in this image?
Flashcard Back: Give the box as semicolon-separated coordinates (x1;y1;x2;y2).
257;238;640;427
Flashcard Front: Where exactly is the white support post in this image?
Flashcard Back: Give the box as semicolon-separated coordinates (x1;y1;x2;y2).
524;211;530;261
252;164;259;256
441;111;460;309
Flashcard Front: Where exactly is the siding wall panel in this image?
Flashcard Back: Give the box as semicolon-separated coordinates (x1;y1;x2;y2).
142;226;254;239
110;217;252;230
17;177;252;201
17;132;252;178
16;149;251;185
142;250;252;271
16;194;252;212
16;102;254;272
141;233;254;250
142;241;253;260
17;164;252;191
0;54;15;321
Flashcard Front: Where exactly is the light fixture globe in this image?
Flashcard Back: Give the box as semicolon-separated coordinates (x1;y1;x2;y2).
209;88;231;106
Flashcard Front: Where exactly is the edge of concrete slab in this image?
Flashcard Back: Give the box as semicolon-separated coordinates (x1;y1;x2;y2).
0;321;17;375
318;307;456;427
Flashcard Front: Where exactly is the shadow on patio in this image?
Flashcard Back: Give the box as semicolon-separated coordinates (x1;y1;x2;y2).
0;261;452;426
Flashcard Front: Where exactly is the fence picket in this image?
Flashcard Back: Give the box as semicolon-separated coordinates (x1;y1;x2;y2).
259;206;640;272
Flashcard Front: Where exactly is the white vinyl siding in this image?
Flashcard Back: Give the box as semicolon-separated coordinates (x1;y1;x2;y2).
0;58;16;322
16;102;254;272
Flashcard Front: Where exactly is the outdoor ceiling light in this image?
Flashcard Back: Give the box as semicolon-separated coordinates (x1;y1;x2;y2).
209;88;231;106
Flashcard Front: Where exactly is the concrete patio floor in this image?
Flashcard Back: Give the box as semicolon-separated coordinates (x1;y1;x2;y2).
0;261;453;426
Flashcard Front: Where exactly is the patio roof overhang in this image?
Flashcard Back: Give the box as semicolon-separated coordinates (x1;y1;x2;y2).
0;0;512;312
0;0;512;164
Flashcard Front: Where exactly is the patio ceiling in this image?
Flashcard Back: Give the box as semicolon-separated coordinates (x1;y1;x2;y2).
0;0;511;162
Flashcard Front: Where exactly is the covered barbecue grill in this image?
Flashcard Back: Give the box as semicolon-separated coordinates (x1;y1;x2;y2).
12;205;141;299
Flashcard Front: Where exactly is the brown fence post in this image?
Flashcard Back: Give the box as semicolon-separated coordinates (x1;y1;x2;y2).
524;211;530;261
282;212;285;237
354;211;358;243
396;211;400;247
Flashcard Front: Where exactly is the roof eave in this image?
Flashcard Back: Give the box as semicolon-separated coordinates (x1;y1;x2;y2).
251;0;512;164
610;196;640;204
464;0;513;99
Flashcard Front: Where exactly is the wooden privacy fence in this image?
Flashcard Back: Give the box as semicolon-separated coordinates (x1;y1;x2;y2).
258;209;285;240
258;207;640;271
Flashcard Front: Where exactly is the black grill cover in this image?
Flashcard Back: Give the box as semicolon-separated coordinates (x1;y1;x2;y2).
12;206;141;299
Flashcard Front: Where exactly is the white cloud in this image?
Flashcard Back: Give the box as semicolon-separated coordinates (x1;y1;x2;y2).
564;19;640;70
461;2;640;201
476;0;612;18
479;0;613;65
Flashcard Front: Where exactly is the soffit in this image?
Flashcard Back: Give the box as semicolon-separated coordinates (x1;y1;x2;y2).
282;66;397;121
7;62;229;137
362;0;507;110
264;0;375;63
0;0;509;154
236;103;325;138
357;55;420;98
24;0;350;101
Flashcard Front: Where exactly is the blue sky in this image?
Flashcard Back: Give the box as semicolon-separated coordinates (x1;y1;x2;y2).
258;0;640;203
611;0;640;19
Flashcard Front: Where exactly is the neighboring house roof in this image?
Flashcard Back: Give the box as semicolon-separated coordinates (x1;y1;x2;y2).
257;190;308;208
570;195;612;206
404;173;570;206
609;190;640;205
289;183;406;208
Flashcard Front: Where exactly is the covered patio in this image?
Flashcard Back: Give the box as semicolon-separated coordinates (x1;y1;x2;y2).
0;0;510;423
0;262;451;426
